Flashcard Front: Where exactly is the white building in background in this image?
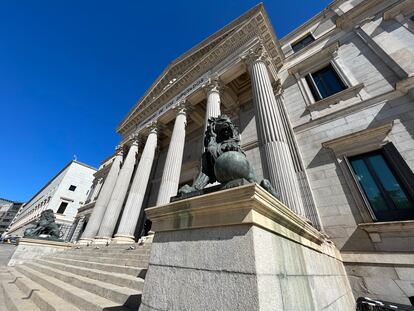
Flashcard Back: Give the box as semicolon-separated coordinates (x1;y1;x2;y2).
0;198;23;237
7;160;96;239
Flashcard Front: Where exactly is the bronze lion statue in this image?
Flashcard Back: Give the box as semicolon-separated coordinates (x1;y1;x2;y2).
24;209;62;240
179;115;278;197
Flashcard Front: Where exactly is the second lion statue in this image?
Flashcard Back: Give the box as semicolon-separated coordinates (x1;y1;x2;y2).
179;115;279;198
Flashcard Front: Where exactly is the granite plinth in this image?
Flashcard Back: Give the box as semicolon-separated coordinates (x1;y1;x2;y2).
8;238;72;266
140;183;355;311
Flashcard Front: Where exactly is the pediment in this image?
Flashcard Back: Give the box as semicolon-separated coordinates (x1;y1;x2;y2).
117;3;284;138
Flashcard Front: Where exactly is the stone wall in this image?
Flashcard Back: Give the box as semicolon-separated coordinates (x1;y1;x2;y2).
141;183;355;310
279;0;414;304
345;261;414;305
144;225;354;311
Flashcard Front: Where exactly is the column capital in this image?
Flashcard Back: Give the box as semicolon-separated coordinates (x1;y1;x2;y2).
202;76;221;95
135;121;161;143
142;121;161;138
115;145;124;155
243;43;271;69
147;121;159;133
173;99;190;116
128;132;140;146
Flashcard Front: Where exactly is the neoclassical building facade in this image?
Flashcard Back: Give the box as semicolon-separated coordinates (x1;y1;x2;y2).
73;0;414;304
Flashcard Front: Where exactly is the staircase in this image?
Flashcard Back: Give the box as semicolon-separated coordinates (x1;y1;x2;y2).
1;242;151;311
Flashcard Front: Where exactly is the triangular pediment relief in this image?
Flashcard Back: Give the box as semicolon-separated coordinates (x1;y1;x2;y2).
117;3;283;137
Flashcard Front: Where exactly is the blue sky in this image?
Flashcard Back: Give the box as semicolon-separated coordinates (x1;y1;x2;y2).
0;0;331;202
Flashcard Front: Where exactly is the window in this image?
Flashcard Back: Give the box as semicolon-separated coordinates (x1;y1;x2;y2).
305;63;347;101
68;185;77;191
348;149;414;221
291;34;315;53
57;202;68;214
410;15;414;22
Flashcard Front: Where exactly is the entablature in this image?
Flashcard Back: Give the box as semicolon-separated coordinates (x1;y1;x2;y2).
116;4;284;140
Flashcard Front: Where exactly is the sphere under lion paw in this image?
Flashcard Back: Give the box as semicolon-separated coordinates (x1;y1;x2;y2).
214;151;251;183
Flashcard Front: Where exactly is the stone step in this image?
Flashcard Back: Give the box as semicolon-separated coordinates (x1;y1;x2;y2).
23;262;141;308
64;249;150;259
10;268;80;311
15;265;133;311
45;257;147;277
50;253;149;266
1;279;41;311
71;243;152;251
35;258;145;291
67;247;151;256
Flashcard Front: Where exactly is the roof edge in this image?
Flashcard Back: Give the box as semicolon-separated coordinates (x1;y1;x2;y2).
279;0;341;44
116;3;266;133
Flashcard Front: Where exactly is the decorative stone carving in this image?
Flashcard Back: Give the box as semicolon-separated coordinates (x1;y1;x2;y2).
115;144;123;153
243;43;271;68
178;115;278;197
23;209;63;241
173;99;189;117
203;76;221;95
129;132;140;145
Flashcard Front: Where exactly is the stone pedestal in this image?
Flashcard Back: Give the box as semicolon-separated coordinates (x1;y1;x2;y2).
8;238;72;266
140;184;355;311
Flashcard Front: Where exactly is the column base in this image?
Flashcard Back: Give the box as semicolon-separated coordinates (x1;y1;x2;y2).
93;237;111;245
77;238;93;246
112;234;135;244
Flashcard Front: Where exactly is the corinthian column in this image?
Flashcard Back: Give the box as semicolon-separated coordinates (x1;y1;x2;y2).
246;45;305;217
156;103;187;205
78;148;123;244
113;125;158;243
94;137;139;243
91;177;103;201
204;77;221;129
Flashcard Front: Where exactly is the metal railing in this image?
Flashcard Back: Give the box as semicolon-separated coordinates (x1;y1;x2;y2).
59;223;76;241
357;297;414;311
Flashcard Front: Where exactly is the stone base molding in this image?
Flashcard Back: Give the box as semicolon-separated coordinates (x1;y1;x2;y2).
92;237;111;245
76;238;93;246
140;184;355;311
112;234;135;244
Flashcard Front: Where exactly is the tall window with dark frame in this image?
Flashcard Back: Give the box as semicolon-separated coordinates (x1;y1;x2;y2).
57;202;69;214
291;33;315;53
305;63;347;101
348;146;414;222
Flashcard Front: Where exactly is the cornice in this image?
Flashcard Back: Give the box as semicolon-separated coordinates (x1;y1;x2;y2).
383;0;414;20
287;41;339;75
322;121;393;155
280;3;338;45
336;0;400;30
117;4;284;138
